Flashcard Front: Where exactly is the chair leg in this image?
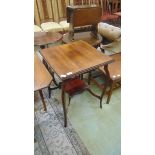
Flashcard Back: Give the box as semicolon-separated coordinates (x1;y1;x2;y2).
99;64;110;106
106;81;115;104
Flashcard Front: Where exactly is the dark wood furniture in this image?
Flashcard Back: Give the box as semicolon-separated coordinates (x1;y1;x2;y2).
41;40;113;127
34;52;52;111
101;0;120;23
89;53;121;104
111;0;121;13
63;32;102;47
63;77;90;106
34;32;63;48
113;11;121;17
63;5;102;47
73;0;102;5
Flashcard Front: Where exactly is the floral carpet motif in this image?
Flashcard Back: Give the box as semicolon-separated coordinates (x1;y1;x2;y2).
34;89;91;155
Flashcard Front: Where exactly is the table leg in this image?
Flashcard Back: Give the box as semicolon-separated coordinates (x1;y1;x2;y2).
106;81;115;104
42;60;61;98
61;82;67;127
39;90;47;112
100;64;110;107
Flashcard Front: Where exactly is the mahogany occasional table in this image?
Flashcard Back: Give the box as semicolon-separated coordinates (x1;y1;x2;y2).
34;32;63;48
34;32;62;88
34;52;52;111
41;40;113;127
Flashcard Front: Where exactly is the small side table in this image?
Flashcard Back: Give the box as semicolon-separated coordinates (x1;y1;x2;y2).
34;52;52;111
34;32;62;91
34;32;63;48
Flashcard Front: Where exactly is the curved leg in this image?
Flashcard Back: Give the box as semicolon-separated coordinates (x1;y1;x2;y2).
100;65;110;107
106;81;115;104
87;88;101;100
61;82;67;127
42;59;61;89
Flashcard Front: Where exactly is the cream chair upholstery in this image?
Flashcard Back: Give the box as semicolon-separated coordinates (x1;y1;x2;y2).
34;25;42;32
98;22;121;41
98;22;121;53
34;25;42;51
41;22;63;32
59;20;69;31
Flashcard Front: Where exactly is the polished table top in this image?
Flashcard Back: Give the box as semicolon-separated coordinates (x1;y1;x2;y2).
34;52;52;91
41;40;113;81
34;32;63;46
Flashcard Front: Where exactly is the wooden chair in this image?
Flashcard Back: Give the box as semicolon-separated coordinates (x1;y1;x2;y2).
35;0;64;33
111;0;121;13
40;0;70;33
111;0;121;24
57;0;70;32
101;0;120;24
73;0;101;5
88;53;121;104
34;25;42;32
98;22;121;52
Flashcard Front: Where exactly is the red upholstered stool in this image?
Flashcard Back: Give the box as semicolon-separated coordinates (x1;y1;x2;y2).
63;77;88;105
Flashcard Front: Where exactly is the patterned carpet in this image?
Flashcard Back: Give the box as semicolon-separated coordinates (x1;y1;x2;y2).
34;22;121;154
34;88;91;155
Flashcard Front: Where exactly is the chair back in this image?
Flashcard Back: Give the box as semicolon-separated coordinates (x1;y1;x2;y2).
56;0;68;21
111;0;121;13
67;5;102;26
102;0;111;13
34;0;55;24
73;0;101;5
34;0;69;26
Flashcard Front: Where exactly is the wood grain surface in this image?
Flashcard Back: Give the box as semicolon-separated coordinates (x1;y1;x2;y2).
41;40;113;80
34;52;52;91
34;32;63;46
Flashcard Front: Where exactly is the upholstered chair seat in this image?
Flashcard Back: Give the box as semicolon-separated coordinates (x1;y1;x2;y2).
98;22;121;41
98;22;121;53
34;25;42;32
59;20;69;31
41;22;63;32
